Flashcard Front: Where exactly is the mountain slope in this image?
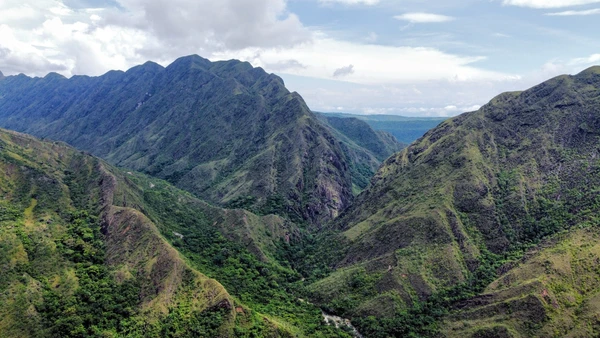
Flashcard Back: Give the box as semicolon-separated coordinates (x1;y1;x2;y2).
310;66;600;335
0;55;368;225
443;227;600;338
0;128;350;337
0;128;234;337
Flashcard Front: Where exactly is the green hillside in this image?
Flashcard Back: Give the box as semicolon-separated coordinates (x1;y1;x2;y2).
443;227;600;337
0;128;351;337
310;66;600;336
0;56;398;227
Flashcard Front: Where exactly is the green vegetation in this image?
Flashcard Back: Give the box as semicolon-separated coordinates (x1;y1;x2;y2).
117;173;350;337
0;129;350;337
3;59;600;338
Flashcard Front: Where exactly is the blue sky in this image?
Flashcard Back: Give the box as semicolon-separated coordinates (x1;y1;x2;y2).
0;0;599;116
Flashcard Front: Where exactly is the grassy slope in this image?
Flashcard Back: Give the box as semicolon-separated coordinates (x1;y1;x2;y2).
0;128;349;337
309;67;600;333
0;128;235;337
444;227;600;338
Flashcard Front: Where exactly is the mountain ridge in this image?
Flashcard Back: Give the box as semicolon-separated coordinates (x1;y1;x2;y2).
0;55;402;226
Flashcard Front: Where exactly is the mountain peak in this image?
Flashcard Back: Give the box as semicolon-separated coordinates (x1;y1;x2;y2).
126;60;165;75
576;65;600;80
166;54;212;72
0;70;4;80
43;72;66;80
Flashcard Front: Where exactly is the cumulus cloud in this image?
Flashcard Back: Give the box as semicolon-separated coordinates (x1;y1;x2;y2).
503;0;600;8
0;0;311;76
333;64;355;78
215;36;519;85
394;13;455;23
546;8;600;15
279;59;594;117
106;0;310;53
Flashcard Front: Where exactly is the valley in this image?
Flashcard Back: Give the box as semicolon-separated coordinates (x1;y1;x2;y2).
1;59;600;338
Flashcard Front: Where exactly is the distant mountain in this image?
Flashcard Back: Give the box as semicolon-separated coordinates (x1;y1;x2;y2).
316;112;447;144
0;128;351;337
0;55;399;225
309;66;600;336
315;113;405;193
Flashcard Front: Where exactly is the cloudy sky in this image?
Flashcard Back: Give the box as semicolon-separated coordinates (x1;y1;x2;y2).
1;0;599;116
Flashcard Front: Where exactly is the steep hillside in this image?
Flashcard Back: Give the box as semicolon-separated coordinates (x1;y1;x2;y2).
0;128;350;337
315;113;404;193
310;66;600;336
0;129;234;337
0;55;363;225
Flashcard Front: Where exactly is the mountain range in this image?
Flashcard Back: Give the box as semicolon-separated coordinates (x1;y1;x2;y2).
315;112;446;145
2;57;600;338
0;55;401;226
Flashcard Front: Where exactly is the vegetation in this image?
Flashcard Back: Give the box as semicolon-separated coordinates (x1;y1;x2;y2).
314;114;404;193
0;129;350;337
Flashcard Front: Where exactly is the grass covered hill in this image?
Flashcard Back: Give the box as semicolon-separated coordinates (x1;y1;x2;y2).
0;56;399;226
0;128;352;337
309;66;600;336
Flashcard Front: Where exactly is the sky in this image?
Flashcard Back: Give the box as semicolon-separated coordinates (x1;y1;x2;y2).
0;0;599;116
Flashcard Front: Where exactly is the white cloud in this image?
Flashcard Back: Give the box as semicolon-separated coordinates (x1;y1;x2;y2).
215;35;518;85
569;53;600;65
0;0;312;76
394;13;455;23
318;0;379;5
546;8;600;15
503;0;600;8
107;0;310;52
365;32;378;42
